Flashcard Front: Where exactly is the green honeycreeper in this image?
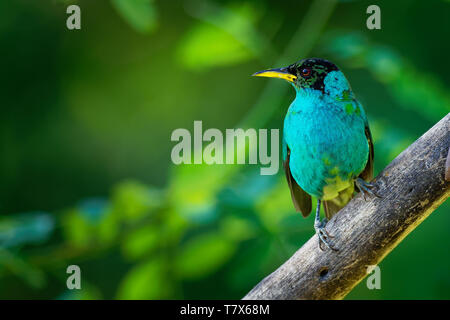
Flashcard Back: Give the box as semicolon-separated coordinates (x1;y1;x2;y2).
254;58;378;251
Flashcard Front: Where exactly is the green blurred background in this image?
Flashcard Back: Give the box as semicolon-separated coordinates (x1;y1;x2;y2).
0;0;449;299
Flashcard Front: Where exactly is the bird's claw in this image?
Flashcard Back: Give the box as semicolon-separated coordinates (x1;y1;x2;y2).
315;221;338;251
356;178;381;200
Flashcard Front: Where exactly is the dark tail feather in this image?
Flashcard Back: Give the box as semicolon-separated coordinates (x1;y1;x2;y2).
323;200;343;220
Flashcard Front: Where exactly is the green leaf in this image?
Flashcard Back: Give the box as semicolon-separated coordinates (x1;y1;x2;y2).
117;258;168;299
176;1;273;71
97;209;120;245
62;209;94;248
111;180;162;222
175;233;236;279
121;225;160;260
168;163;236;223
175;1;272;71
111;0;157;34
177;22;253;71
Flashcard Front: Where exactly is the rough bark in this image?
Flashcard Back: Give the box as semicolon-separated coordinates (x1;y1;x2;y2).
243;113;450;300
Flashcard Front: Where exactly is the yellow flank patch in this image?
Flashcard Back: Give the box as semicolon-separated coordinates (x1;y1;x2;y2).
322;175;352;201
331;185;354;207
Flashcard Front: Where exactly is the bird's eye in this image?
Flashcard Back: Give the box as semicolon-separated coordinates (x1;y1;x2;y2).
300;68;311;78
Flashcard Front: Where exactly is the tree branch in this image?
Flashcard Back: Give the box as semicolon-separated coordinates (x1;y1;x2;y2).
243;113;450;300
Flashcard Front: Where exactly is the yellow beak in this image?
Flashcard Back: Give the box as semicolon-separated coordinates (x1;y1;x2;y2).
252;67;297;83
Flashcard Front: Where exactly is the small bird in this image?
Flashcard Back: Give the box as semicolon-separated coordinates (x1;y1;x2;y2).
253;58;377;251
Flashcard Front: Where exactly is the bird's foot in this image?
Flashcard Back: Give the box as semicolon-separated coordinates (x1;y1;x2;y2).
355;178;381;201
314;218;338;252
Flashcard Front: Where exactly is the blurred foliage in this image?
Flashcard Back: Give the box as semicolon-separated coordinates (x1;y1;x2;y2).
0;0;449;300
111;0;158;34
176;0;273;70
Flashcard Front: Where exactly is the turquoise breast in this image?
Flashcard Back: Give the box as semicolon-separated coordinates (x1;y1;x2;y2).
283;88;369;199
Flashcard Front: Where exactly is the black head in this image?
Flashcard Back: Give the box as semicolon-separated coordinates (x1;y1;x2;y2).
286;58;339;92
253;58;340;93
